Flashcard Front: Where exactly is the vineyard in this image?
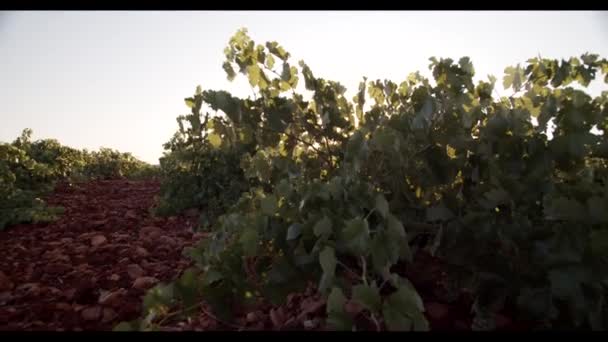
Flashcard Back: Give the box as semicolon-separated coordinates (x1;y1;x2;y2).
1;28;608;331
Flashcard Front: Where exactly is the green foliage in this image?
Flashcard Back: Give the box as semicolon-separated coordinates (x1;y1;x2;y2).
80;148;159;180
0;129;158;230
125;29;608;331
154;90;254;228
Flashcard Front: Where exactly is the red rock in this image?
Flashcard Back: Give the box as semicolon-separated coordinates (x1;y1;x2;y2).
127;264;145;280
55;302;72;310
62;288;77;301
42;250;58;259
77;232;93;241
425;302;449;321
0;271;13;291
45;263;71;274
303;319;317;329
124;210;138;220
43;250;70;262
91;235;107;247
89;219;108;228
246;312;257;323
98;288;127;306
454;320;470;330
73;245;88;255
113;234;131;241
56;254;71;262
139;226;163;240
44;287;62;296
118;257;131;265
135;247;149;258
301;299;325;314
81;306;102;321
109;274;120;281
269;308;285;328
495;314;512;329
286;293;298;306
76;263;91;271
60;238;74;244
158;235;176;247
344;300;363;315
132;276;159;290
102;308;117;323
249;322;265;331
0;291;12;305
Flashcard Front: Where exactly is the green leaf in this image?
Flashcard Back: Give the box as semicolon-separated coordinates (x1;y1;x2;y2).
275;179;291;198
459;56;475;75
327;287;347;313
345;131;369;168
352;283;381;312
590;229;608;258
313;216;332;237
184;97;195;108
113;322;135;331
222;61;236;81
516;287;558;321
342;218;370;255
483;188;510;208
544;196;587;221
266;41;290;61
319;246;337;275
202;269;223;285
319;246;337;292
266;54;275;69
387;214;406;239
382;283;428;331
143;283;174;315
382;304;412;331
208;133;222;148
261;195;278;216
387;214;411;262
398;81;409;97
446;144;457;159
239;227;258;257
548;267;589;300
174;269;199;315
286;223;302;241
588;196;608;224
247;64;268;90
281;62;291;82
503;64;525;91
371;230;400;272
326;312;354;331
426;204;454;222
420;97;433;122
375;194;389;218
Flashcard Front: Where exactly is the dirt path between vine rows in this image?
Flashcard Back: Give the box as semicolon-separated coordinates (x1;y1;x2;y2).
0;180;203;331
0;179;528;331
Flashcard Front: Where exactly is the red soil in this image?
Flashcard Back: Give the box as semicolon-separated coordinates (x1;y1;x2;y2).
0;179;529;331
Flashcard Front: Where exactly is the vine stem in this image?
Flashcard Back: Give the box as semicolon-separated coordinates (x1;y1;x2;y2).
370;313;381;332
155;301;245;331
337;260;363;282
364;209;376;221
258;126;333;167
360;256;368;286
261;62;336;172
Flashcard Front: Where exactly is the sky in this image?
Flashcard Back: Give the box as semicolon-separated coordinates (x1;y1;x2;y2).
1;11;607;164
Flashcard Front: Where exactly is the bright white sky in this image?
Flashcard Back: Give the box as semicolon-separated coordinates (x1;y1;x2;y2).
1;11;607;164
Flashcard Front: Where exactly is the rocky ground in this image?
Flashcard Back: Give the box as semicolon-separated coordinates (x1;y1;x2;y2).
0;179;528;331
